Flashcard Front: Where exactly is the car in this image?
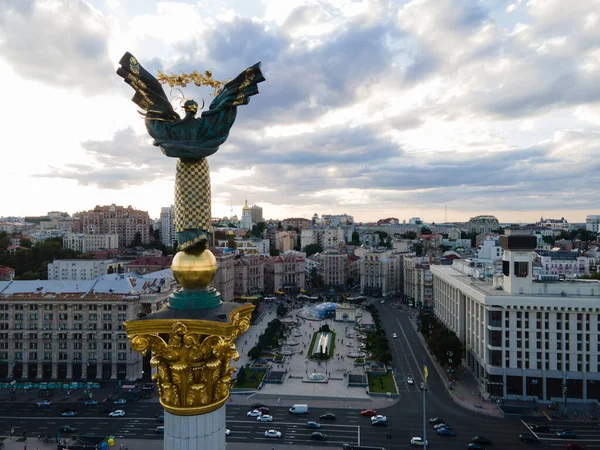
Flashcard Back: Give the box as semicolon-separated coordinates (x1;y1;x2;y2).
59;426;77;433
565;443;585;450
429;417;444;424
410;437;428;446
472;436;493;445
381;300;385;304
257;406;269;414
155;426;164;434
251;402;266;408
156;414;164;423
392;333;398;339
257;415;273;422
247;409;262;417
311;432;327;441
467;444;487;450
101;406;115;413
519;433;540;443
407;376;414;385
114;398;127;405
320;412;336;420
84;400;98;405
557;430;577;439
36;400;52;407
420;382;427;390
225;429;231;436
360;409;377;417
109;410;126;417
437;428;456;437
61;411;77;417
264;429;282;438
530;424;550;432
306;421;321;429
372;419;387;427
371;415;387;423
434;423;452;430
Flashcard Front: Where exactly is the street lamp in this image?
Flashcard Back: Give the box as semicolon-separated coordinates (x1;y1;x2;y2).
305;360;308;375
563;372;568;412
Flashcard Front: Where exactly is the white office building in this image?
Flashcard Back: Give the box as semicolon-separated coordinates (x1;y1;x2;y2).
431;235;600;403
160;206;175;247
48;260;124;281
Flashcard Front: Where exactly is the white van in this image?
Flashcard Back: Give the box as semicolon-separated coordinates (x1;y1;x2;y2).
288;404;308;414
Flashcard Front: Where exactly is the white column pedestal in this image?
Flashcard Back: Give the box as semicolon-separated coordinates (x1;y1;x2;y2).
165;406;226;450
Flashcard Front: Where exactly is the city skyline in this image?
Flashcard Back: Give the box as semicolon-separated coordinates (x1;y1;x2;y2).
1;0;599;223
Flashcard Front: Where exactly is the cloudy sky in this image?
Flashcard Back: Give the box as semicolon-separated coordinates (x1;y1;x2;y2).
1;0;599;224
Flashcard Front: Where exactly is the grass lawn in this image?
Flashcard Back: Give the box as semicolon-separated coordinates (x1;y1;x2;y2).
234;369;266;389
368;371;397;394
308;330;335;361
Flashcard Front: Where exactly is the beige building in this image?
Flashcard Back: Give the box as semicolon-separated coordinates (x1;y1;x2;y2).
0;277;172;382
211;248;235;302
275;230;297;252
265;251;306;294
63;233;119;253
75;204;151;248
282;218;311;229
359;248;403;297
47;259;124;281
234;254;266;296
321;249;347;288
403;255;433;307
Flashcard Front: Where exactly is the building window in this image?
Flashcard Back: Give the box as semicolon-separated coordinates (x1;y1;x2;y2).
514;262;528;277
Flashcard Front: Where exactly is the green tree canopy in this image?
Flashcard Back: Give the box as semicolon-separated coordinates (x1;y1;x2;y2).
401;231;417;240
304;243;323;257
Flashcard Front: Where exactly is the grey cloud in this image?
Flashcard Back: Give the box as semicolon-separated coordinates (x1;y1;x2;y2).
0;0;114;95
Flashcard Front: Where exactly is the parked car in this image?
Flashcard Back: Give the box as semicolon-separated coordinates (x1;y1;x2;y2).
472;436;493;445
61;411;77;417
36;400;52;407
264;430;282;438
109;410;126;417
564;443;585;450
530;424;550;432
114;399;127;405
519;433;540;443
257;415;273;422
429;417;444;424
250;402;266;408
155;426;164;434
59;426;77;433
410;437;428;446
84;400;98;405
311;432;327;441
306;421;321;429
320;412;336;421
437;428;455;437
257;406;269;414
360;409;377;417
407;376;414;385
557;430;577;439
372;419;387;427
434;423;452;430
247;409;262;417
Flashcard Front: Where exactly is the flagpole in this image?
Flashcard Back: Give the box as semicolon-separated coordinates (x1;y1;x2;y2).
423;359;428;450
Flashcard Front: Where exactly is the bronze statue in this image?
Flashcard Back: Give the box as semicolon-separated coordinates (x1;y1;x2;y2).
116;52;265;251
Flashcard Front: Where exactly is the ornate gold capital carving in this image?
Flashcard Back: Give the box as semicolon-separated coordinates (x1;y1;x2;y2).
126;308;252;415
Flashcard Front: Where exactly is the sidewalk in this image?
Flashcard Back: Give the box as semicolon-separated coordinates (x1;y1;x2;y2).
407;315;503;418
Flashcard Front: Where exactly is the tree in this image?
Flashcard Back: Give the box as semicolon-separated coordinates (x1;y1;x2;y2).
236;366;247;384
420;226;432;235
414;243;424;256
350;231;360;245
250;221;267;238
19;237;32;248
401;231;417;240
131;231;143;247
304;243;323;257
270;248;280;257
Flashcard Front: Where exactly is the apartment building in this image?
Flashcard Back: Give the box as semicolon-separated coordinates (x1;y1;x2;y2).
404;255;433;307
535;251;589;277
75;204;151;247
48;260;124;281
431;235;600;402
160;206;175;247
586;215;600;233
467;215;500;234
233;254;265;296
281;218;311;229
62;233;119;253
359;248;402;297
265;251;306;294
212;248;235;302
0;277;172;382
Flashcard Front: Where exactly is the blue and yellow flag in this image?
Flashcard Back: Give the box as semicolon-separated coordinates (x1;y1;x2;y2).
424;364;429;381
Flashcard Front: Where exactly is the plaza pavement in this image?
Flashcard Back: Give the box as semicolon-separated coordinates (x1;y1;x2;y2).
230;301;400;410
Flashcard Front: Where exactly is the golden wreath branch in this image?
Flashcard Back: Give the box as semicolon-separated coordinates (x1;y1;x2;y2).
156;70;229;95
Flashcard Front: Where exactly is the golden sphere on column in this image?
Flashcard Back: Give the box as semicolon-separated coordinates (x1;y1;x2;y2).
172;248;217;289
